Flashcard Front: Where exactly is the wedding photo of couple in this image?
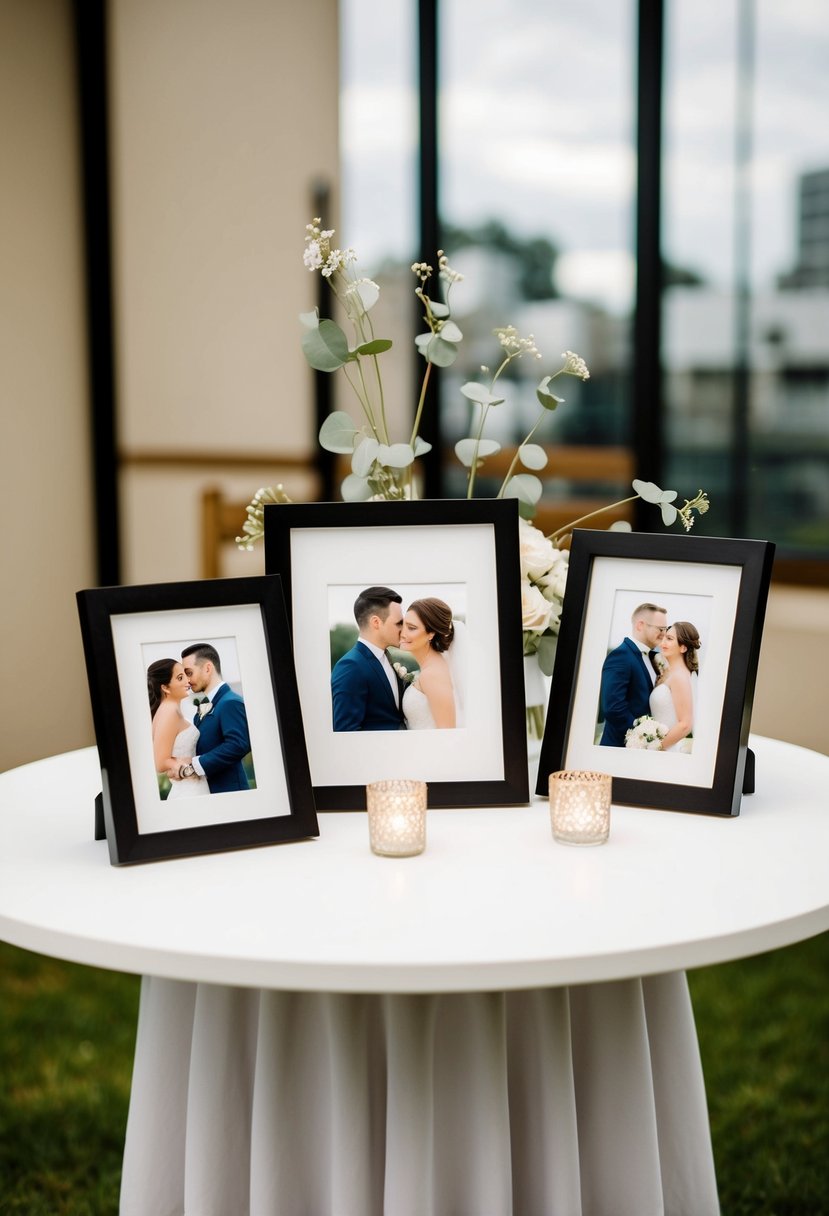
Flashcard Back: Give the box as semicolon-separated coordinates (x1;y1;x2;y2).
146;640;255;799
329;585;466;733
598;600;703;753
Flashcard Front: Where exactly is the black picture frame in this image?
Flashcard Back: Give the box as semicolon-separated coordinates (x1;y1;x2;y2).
264;499;528;809
77;575;318;864
536;530;775;816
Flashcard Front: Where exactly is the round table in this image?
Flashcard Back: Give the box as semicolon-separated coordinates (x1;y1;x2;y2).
1;737;827;1216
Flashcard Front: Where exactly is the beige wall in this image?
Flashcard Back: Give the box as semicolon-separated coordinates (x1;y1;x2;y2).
0;0;339;771
752;585;829;756
110;0;339;585
0;0;95;771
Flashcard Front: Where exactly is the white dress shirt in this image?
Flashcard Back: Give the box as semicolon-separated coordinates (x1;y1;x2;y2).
358;638;399;706
191;683;226;776
632;639;659;685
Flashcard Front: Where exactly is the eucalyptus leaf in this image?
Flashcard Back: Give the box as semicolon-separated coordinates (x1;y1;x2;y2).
352;436;380;478
416;334;460;367
536;376;565;411
319;411;358;454
355;280;380;311
460;382;505;407
440;320;463;344
428;301;450;318
355;338;393;356
518;443;548;471
413;436;432;456
454;438;501;468
609;520;633;532
377;443;415;469
537;633;559;678
660;502;678;526
299;309;319;329
632;478;677;505
502;473;543;507
340;473;373;502
301;318;351;371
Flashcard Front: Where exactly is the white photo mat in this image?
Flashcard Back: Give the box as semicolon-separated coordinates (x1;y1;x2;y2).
563;556;743;788
288;523;506;787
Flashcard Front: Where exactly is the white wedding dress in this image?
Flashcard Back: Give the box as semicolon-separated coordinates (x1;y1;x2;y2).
649;683;685;753
401;621;467;730
402;683;438;730
167;723;209;798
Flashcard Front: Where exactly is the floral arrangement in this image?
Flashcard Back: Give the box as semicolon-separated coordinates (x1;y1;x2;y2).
625;715;669;750
293;219;603;510
237;219;711;724
518;519;568;672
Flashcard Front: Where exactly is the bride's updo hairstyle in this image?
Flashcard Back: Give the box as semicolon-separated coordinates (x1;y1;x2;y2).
672;621;701;675
147;658;179;719
408;598;455;652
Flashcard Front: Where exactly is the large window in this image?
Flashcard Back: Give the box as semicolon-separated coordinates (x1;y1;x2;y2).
341;0;829;572
437;0;636;515
663;1;829;555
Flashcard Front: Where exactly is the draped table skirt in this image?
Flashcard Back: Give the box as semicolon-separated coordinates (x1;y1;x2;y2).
120;971;718;1216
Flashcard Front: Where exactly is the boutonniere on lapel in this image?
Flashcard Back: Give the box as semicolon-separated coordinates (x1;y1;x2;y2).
194;697;214;719
393;662;416;686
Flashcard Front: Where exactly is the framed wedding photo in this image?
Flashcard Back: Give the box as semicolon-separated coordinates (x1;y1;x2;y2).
264;499;528;809
536;530;775;816
76;575;318;864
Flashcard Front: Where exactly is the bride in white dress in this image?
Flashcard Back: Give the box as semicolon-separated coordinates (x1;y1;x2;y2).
398;598;465;730
649;621;700;753
148;658;209;798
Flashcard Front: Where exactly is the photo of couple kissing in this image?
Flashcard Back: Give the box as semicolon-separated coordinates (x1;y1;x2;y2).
330;587;466;732
147;642;254;799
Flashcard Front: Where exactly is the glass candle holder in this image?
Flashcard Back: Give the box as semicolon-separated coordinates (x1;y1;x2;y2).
366;779;427;857
548;770;611;846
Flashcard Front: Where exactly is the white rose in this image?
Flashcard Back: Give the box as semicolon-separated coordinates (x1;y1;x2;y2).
544;604;562;635
536;549;569;600
518;518;558;580
521;580;553;632
538;565;568;601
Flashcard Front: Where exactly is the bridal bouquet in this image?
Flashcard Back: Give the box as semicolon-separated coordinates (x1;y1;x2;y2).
237;219;710;676
625;715;669;749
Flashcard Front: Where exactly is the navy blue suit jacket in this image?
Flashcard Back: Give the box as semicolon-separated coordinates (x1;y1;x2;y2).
599;637;653;747
331;642;406;732
194;683;251;792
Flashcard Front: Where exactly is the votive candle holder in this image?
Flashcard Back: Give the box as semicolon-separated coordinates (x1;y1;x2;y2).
366;779;428;857
548;770;611;846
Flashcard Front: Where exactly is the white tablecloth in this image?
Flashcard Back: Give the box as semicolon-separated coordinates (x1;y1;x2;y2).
120;972;718;1216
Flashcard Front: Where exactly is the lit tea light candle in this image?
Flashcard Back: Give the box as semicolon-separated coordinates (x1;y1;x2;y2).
548;770;611;846
366;779;427;857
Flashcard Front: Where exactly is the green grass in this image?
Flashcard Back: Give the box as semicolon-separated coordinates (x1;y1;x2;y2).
0;943;139;1214
688;930;829;1215
0;934;827;1214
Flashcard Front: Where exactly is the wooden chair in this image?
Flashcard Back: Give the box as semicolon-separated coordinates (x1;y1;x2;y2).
201;463;322;578
445;443;635;538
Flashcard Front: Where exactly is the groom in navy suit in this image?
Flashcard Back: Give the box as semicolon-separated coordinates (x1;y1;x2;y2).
331;587;407;731
167;643;252;792
599;602;668;746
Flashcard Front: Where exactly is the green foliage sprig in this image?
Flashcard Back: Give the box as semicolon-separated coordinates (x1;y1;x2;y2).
236;219;710;548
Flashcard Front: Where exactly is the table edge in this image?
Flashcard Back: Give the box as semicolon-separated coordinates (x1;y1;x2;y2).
3;904;828;992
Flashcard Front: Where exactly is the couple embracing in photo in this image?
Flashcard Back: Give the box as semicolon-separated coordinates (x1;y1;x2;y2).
331;587;466;732
147;643;252;798
599;602;701;753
